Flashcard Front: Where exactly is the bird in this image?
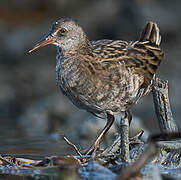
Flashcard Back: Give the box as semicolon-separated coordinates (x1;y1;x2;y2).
29;18;163;155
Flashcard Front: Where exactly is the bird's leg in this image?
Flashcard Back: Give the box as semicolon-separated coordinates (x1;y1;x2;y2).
85;113;115;155
119;110;131;162
125;110;132;125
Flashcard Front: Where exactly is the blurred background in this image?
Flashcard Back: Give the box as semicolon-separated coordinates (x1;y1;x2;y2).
0;0;180;157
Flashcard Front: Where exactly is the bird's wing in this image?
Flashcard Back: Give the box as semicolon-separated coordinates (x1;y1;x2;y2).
91;22;163;88
91;39;129;62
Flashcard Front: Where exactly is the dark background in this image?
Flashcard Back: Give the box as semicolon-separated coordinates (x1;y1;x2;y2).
0;0;180;156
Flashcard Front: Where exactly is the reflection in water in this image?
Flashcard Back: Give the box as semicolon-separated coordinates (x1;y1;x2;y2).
0;134;73;159
0;131;75;179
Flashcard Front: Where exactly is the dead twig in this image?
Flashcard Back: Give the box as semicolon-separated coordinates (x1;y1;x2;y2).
0;156;17;166
63;136;83;158
129;130;144;145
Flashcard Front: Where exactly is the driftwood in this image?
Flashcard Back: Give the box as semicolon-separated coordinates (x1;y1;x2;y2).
152;77;178;132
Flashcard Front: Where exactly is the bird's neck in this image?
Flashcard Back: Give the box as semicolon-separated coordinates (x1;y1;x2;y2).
56;38;94;84
60;38;93;57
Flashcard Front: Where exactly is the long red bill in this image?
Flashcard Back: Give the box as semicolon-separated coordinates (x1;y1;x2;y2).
29;36;56;53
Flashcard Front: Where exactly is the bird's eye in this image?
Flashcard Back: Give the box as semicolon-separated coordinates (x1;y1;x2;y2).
59;28;67;35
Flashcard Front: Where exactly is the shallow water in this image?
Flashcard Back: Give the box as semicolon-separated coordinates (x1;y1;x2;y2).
0;122;74;179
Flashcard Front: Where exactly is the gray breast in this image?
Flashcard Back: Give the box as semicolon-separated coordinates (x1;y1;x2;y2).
55;48;98;113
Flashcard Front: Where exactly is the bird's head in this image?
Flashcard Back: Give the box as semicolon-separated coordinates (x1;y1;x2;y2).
29;18;88;53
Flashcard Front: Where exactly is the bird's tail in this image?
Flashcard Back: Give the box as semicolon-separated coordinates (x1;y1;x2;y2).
139;22;161;46
134;22;163;90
